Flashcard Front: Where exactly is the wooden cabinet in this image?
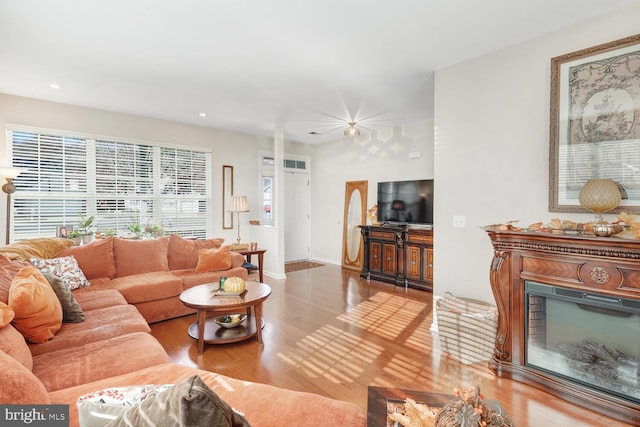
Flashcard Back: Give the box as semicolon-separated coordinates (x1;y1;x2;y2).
360;225;433;291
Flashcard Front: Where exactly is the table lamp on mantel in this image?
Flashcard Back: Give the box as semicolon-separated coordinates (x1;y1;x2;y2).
229;195;250;250
578;178;622;236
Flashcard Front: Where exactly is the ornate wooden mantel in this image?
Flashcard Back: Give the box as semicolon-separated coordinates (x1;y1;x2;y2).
486;229;640;425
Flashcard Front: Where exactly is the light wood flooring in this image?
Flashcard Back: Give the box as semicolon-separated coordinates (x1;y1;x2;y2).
150;264;631;426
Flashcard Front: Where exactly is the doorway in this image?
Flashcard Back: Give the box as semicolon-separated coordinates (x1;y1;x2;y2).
284;171;310;262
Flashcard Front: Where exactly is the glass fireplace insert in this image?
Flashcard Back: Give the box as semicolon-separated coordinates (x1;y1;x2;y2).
525;281;640;403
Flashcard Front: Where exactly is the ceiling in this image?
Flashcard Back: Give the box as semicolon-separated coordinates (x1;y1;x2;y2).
1;1;639;144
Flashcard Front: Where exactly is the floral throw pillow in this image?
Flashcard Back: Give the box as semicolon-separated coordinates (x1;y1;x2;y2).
30;256;89;291
77;384;173;427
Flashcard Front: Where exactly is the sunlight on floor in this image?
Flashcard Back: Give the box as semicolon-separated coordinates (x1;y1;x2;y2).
337;291;428;341
277;324;385;383
277;291;431;385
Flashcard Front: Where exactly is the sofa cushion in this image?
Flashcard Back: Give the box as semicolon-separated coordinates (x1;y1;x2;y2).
77;383;173;427
0;350;50;404
41;271;85;323
56;236;117;280
105;375;250;427
0;254;31;304
195;245;232;273
28;304;150;356
30;255;90;291
113;237;169;277
0;322;32;371
33;332;170;392
48;363;367;427
167;234;225;270
0;237;73;261
73;289;127;311
111;272;183;304
9;265;63;344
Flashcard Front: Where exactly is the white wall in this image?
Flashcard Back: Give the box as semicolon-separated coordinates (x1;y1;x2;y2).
0;93;274;258
433;3;640;302
310;120;435;265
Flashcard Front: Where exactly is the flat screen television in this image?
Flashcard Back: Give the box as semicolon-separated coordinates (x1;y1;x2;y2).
377;179;433;225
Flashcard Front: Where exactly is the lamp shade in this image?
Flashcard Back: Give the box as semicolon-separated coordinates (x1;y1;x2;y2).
578;179;621;214
228;195;249;213
0;167;26;180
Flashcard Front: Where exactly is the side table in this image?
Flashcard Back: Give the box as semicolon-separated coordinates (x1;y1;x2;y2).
234;248;266;282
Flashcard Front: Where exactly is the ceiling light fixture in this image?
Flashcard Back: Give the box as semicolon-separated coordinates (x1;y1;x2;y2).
49;84;60;89
199;112;207;117
344;122;360;137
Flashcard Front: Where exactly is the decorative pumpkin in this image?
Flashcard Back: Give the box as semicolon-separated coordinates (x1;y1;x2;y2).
223;277;246;293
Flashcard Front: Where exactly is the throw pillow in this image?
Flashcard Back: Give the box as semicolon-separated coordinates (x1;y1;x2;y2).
8;265;63;343
104;375;250;427
195;245;232;273
167;234;225;270
30;255;90;291
0;254;31;304
77;383;174;427
0;237;73;260
0;301;14;327
112;237;169;277
41;271;85;323
56;236;116;280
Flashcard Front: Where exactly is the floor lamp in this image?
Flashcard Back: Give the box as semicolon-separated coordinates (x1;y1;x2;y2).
0;167;26;245
228;195;250;250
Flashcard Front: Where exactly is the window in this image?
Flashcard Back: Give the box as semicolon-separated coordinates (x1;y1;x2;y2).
7;128;212;242
262;177;272;221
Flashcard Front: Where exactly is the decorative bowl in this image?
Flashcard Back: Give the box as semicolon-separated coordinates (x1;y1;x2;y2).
592;223;623;237
214;314;247;328
249;220;260;225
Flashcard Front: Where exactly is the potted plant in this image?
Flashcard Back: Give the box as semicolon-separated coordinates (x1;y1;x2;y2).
127;222;142;239
144;224;163;238
76;213;95;244
68;229;82;246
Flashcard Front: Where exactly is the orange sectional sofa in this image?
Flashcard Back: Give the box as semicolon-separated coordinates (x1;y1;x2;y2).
0;237;367;426
55;234;250;323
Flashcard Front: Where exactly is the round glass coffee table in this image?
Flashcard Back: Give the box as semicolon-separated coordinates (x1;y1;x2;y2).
179;281;271;354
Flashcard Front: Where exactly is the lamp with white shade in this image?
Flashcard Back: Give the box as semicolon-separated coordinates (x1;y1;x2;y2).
0;167;27;244
228;195;250;250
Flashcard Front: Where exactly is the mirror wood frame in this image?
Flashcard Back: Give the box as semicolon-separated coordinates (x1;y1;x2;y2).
222;165;234;229
342;180;368;271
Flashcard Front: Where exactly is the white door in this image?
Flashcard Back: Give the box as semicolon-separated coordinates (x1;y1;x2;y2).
284;172;310;262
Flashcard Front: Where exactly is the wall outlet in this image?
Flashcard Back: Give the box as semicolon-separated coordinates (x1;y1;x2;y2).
453;215;465;228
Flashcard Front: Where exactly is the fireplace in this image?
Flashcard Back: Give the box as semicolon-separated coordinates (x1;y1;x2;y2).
525;281;640;403
486;230;640;424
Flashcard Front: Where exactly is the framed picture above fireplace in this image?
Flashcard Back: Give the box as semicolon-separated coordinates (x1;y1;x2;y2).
549;33;640;214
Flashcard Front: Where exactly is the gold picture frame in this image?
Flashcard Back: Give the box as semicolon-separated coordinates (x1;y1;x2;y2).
549;33;640;214
222;165;234;229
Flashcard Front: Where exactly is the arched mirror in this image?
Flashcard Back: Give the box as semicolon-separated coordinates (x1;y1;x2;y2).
342;180;368;270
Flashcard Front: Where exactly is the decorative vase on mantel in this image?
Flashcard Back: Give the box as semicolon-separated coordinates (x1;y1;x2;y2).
578;178;622;236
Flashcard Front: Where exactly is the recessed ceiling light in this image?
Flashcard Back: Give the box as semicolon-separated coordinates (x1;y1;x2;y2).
199;112;206;117
49;84;61;89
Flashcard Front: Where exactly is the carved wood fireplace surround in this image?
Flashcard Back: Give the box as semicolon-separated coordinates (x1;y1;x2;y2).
487;230;640;425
